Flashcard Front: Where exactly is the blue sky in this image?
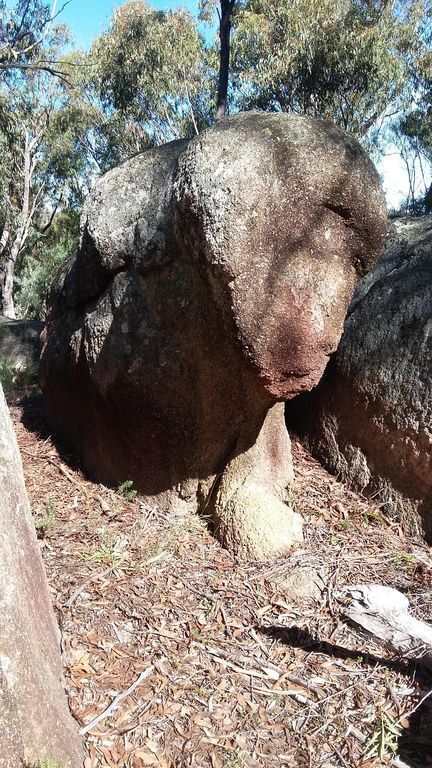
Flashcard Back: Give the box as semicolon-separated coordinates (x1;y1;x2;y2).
61;0;200;49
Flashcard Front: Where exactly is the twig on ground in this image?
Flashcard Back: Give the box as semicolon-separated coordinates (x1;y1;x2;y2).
218;601;232;637
79;665;155;735
66;566;114;607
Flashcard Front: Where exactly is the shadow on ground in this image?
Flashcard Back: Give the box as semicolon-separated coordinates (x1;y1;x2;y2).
17;388;81;470
259;624;432;768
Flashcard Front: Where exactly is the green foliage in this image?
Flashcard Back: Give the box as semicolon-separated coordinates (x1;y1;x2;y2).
117;480;138;502
364;709;402;761
36;496;56;537
396;7;432;212
15;210;79;320
91;0;211;144
77;528;130;567
362;508;384;525
43;50;150;178
391;551;416;573
0;356;16;392
0;21;86;317
231;0;426;147
28;759;67;768
0;0;53;67
0;354;38;394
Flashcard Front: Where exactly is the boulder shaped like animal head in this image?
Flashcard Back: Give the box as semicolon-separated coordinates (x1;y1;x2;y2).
174;112;387;400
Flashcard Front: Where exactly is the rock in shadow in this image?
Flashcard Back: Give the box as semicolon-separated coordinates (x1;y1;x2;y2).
19;388;48;435
397;695;432;768
19;387;80;469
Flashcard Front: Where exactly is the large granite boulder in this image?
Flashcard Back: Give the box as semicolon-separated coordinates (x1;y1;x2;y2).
286;215;432;540
40;112;386;560
0;385;83;767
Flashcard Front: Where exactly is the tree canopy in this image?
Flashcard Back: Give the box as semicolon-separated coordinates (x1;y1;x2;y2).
231;0;426;146
0;0;431;318
91;0;210;143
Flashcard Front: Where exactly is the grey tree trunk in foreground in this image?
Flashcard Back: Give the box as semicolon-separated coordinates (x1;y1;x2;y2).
0;385;83;767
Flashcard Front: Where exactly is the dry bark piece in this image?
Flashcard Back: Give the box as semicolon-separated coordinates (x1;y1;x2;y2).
340;584;432;671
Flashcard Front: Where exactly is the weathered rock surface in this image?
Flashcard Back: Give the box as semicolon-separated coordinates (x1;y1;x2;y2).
286;215;432;540
0;385;83;766
0;316;42;381
40;112;386;560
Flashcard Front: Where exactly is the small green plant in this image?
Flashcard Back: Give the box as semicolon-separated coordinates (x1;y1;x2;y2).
27;759;67;768
117;479;137;501
0;355;38;395
364;709;402;761
77;529;129;567
194;686;210;699
36;497;56;537
78;542;128;567
362;508;384;525
391;551;416;573
285;486;297;510
222;752;247;768
199;596;214;614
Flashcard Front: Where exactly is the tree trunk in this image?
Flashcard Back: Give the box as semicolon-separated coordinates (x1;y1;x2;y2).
215;0;236;121
0;128;38;318
0;384;83;765
0;216;10;256
1;252;16;318
1;222;26;319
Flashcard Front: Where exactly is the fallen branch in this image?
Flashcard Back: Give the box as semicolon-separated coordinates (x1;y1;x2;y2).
339;584;432;671
78;665;154;735
205;645;281;681
66;565;114;608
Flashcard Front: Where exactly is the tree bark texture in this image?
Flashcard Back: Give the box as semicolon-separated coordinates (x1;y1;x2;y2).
0;384;83;766
215;0;236;120
0;124;44;318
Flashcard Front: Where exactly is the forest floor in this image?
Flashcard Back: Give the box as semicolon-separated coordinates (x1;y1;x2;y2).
10;390;432;768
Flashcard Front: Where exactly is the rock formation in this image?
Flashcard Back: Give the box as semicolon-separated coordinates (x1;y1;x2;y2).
0;385;83;767
0;317;43;387
40;112;386;560
286;215;432;540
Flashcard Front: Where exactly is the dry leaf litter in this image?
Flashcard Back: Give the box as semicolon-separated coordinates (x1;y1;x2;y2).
10;391;432;768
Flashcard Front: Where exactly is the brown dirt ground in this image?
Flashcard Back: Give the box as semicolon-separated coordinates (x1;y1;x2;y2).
10;391;432;768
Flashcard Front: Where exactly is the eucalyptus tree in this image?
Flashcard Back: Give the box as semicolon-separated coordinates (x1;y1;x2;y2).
230;0;427;149
0;25;89;318
91;0;210;145
0;0;68;79
397;4;432;211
